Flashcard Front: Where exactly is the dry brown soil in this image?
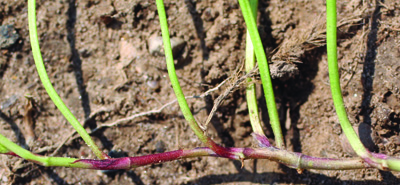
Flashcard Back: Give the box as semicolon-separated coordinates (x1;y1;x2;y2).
1;0;400;184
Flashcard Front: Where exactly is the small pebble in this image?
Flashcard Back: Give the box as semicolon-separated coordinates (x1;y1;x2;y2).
148;34;164;56
170;37;186;57
0;25;20;49
147;80;160;91
148;34;186;58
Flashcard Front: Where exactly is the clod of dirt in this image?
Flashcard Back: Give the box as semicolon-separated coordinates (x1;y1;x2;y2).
340;123;378;156
202;7;220;21
147;34;186;58
119;38;137;62
0;94;19;109
93;0;115;18
269;61;299;80
0;25;20;49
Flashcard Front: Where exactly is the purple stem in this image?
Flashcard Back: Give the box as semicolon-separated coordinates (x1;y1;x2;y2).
67;146;374;170
252;133;272;147
74;148;216;170
3;136;398;171
2;147;370;170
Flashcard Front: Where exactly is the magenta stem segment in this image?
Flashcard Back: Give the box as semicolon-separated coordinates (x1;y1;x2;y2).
2;145;394;171
74;148;216;170
1;133;399;170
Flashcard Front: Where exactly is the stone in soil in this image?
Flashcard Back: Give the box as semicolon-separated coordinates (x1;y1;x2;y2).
0;25;20;49
148;34;186;58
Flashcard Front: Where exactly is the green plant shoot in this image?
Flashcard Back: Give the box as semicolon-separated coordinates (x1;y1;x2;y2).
28;0;108;160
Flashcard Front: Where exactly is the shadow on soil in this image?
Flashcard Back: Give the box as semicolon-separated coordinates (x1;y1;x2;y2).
359;0;381;125
66;0;114;151
182;168;399;185
276;47;322;153
184;0;209;61
0;110;28;149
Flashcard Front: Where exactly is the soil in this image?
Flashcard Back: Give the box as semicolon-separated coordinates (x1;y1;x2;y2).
1;0;400;184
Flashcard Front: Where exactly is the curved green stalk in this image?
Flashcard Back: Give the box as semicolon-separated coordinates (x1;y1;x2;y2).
326;0;366;157
155;0;207;143
245;0;265;136
238;0;284;148
0;133;81;167
0;143;9;153
326;0;400;170
155;0;245;159
28;0;108;159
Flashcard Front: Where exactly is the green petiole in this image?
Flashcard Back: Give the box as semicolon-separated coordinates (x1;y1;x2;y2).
238;0;284;148
28;0;108;160
244;0;265;136
326;0;400;170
